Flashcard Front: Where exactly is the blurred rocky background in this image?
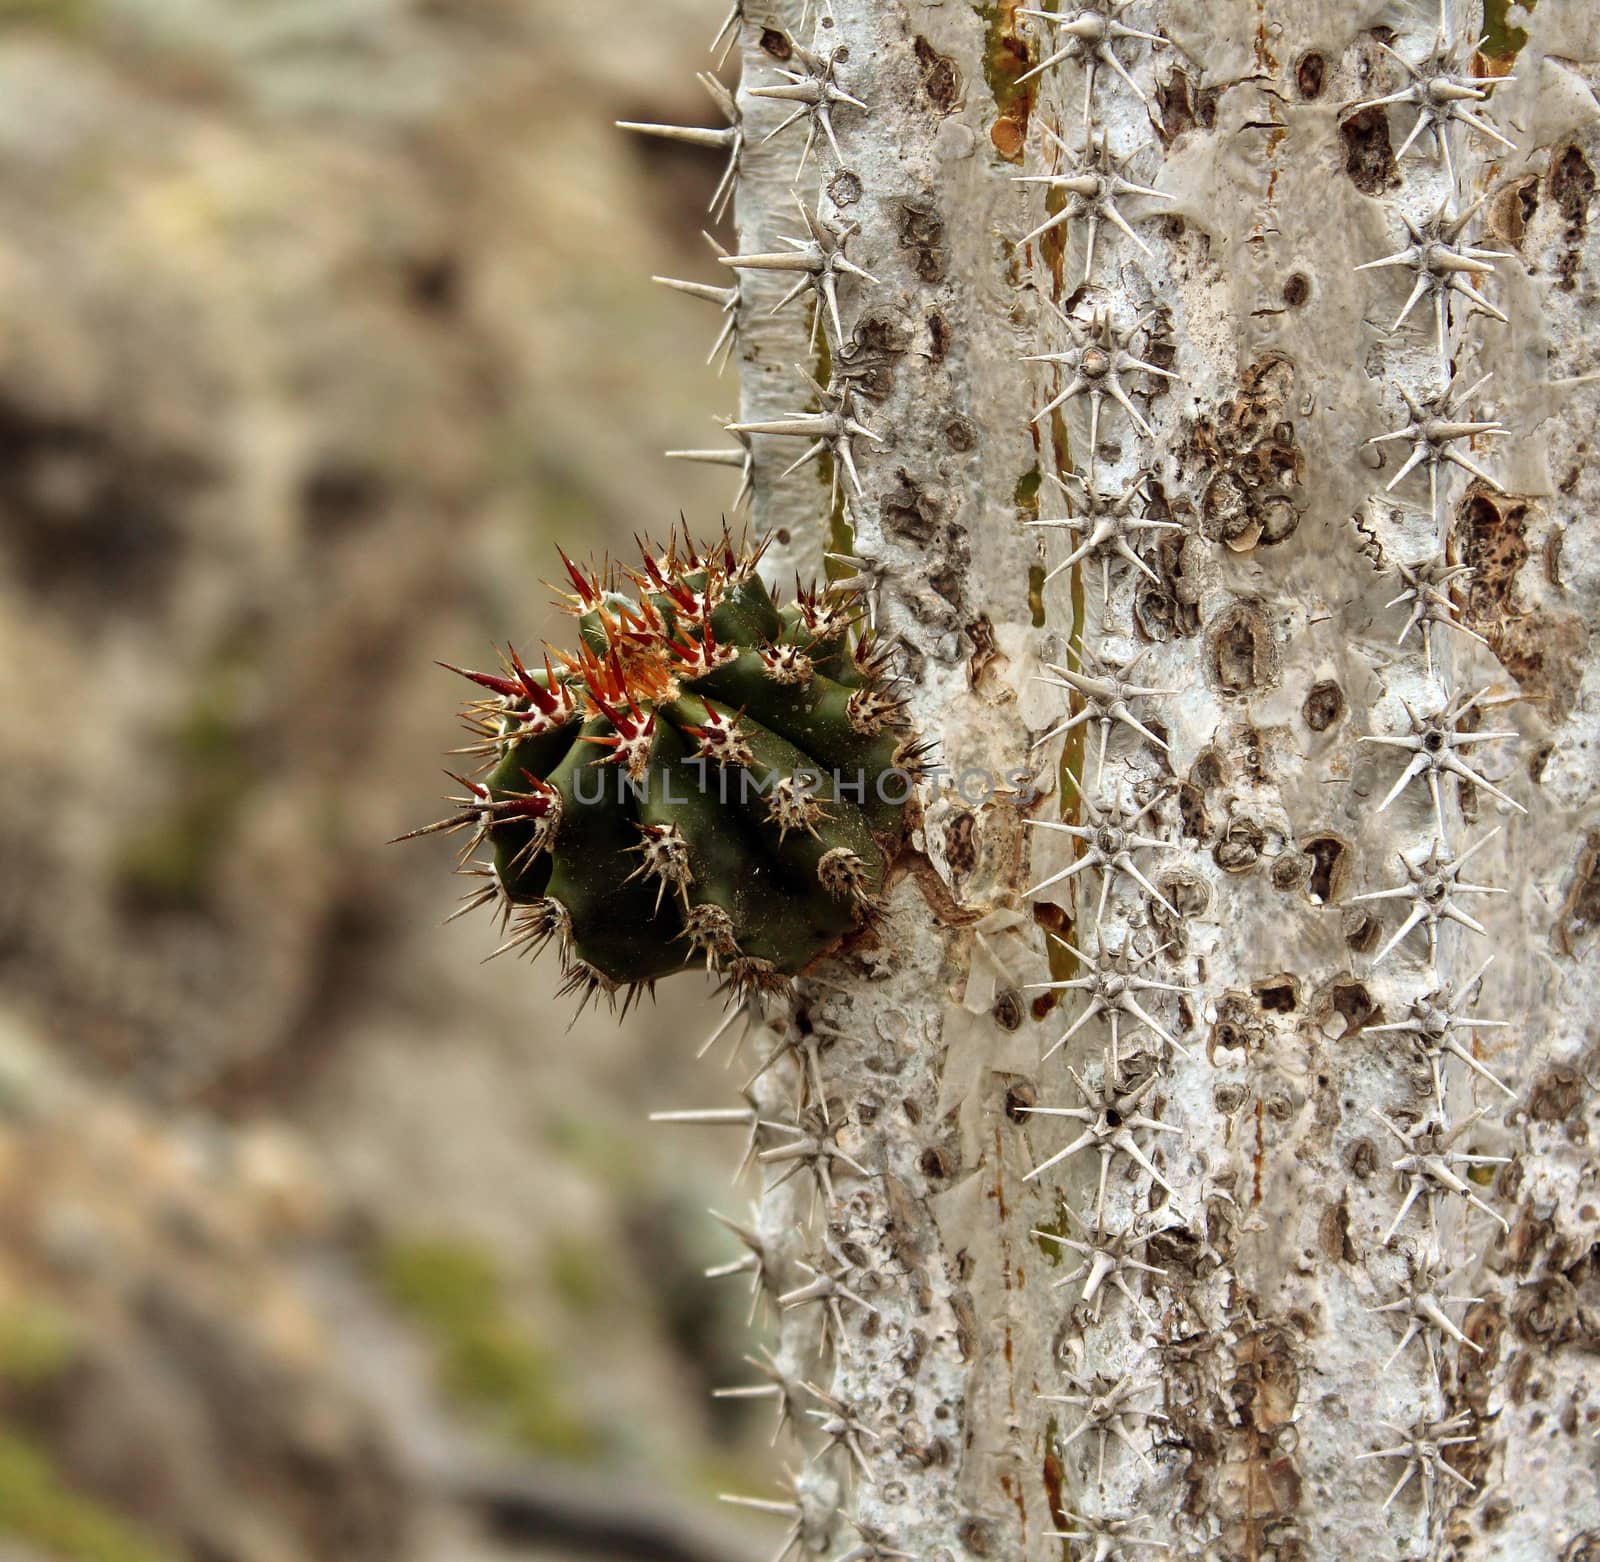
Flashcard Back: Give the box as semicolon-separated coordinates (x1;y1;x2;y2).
0;2;772;1558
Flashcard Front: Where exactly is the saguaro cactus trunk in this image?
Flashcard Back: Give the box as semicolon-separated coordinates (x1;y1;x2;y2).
481;0;1600;1557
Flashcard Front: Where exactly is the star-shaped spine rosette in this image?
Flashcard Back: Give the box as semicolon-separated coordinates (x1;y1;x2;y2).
749;40;867;175
713;1346;808;1445
718;1471;824;1562
1032;1204;1167;1325
1354;198;1507;369
438;641;581;761
616;71;743;222
1367;1259;1484;1381
830;1515;917;1562
403;527;913;1009
1362;955;1515;1111
1354;830;1505;970
1026;303;1176;459
1015;123;1173;282
1365;370;1505;525
1356;1410;1477;1521
1040;1371;1170;1488
1360;684;1524;840
1017;2;1165;120
1346;29;1514;188
1025;776;1179;929
1385;554;1486;676
720;197;877;349
779;1258;878;1357
1028;935;1196;1068
759;1109;874;1217
1029;467;1182;619
804;1383;881;1485
1371;1105;1511;1251
701;1206;780;1324
1031;641;1174;785
729;368;882;507
1019;1049;1183;1227
1047;1510;1169;1559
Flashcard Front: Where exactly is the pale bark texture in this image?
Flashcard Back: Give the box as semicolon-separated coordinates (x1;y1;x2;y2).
663;2;1600;1558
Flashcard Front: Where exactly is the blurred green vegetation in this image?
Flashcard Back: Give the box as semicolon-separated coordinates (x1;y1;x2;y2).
0;0;97;30
114;652;259;912
545;1234;610;1315
378;1236;599;1461
0;1303;79;1387
0;1433;174;1562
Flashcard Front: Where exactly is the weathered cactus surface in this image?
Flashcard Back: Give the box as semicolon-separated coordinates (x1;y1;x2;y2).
403;530;915;1004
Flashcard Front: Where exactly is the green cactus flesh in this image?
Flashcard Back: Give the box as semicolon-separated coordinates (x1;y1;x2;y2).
404;530;915;1003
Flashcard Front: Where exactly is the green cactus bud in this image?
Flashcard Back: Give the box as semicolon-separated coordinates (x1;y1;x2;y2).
403;529;915;1006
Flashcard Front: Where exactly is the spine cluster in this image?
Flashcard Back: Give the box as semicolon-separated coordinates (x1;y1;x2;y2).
1010;1;1528;1555
1010;5;1200;1553
1343;0;1522;1544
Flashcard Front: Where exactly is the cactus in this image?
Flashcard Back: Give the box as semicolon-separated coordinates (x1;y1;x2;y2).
403;529;915;1006
418;0;1600;1556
